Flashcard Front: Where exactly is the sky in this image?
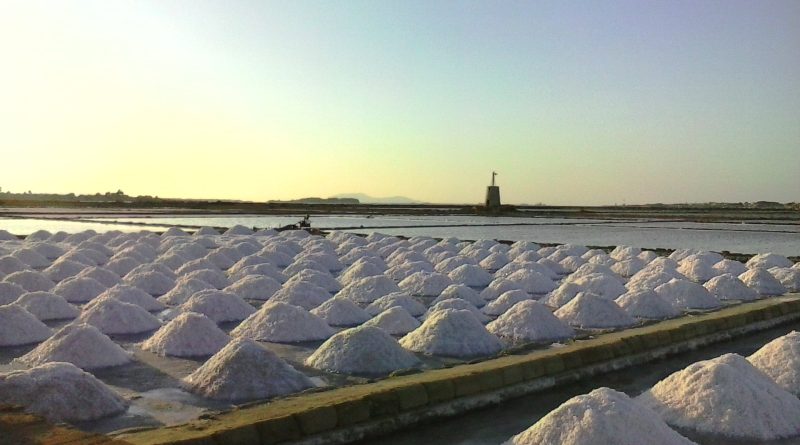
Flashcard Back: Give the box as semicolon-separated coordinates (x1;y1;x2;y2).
0;0;798;205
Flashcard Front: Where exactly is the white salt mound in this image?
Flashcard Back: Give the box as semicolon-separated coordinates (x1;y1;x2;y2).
739;267;787;295
183;338;312;402
771;267;800;292
0;362;128;423
14;292;80;320
448;264;493;287
483;290;531;316
141;312;230;357
96;284;166;311
77;297;161;334
703;274;759;301
363;307;421;335
399;271;453;297
306;326;420;376
676;255;720;283
3;270;55;292
225;274;282;300
0;255;31;276
52;276;107;303
655;278;721;310
505;269;556;295
365;292;426;317
565;273;626;300
0;282;27;305
615;289;681;320
179;290;255;323
286;269;342;293
0;304;52;346
270;281;331;310
231;302;334;342
480;278;524;301
75;266;121;287
434;284;486;308
554;292;636;330
310;297;371;327
540;282;586;308
505;387;695;445
426;298;490;323
400;309;503;358
159;277;215;306
124;270;175;296
747;253;793;270
43;259;86;282
712;259;747;276
183;268;230;289
337;275;401;303
16;323;131;370
748;331;800;396
638;353;800;440
487;300;574;343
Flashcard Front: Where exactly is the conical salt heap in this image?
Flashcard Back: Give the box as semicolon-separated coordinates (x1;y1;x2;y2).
638;353;800;440
96;284;166;311
306;326;420;376
159;277;214;306
270;281;331;310
75;266;121;288
739;267;787;295
448;264;493;287
183;338;312;402
487;300;574;343
363;293;423;318
0;304;52;346
363;307;421;335
433;284;487;308
124;270;175;296
614;289;681;320
3;270;55;292
231;302;334;343
0;282;26;305
0;362;128;423
654;279;721;310
140;312;230;357
505;269;556;295
554;292;636;330
703;274;759;301
505;387;695;445
52;276;107;303
179;290;255;323
310;297;371;327
337;275;401;303
483;290;531;316
426;298;490;323
400;309;502;358
16;323;131;370
14;292;80;320
77;297;161;334
225;274;282;300
748;331;800;396
398;271;453;297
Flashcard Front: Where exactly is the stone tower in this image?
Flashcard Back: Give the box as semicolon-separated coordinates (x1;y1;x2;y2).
485;171;501;211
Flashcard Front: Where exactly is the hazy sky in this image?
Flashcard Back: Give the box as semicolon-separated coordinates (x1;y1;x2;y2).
1;1;798;205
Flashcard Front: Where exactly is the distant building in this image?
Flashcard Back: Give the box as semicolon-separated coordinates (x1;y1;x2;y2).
485;171;501;211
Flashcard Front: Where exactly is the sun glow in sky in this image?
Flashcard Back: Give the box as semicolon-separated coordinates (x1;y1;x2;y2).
1;0;798;205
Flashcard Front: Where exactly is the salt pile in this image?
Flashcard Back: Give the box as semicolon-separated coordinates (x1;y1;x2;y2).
104;257;142;277
159;277;214;306
0;255;30;276
610;245;642;260
204;250;236;270
3;270;55;292
286;269;342;293
269;281;330;310
97;284;166;311
14;292;80;320
703;274;759;301
676;255;720;283
434;284;486;308
365;292;426;317
0;362;128;423
51;276;107;303
0;282;26;305
483;290;531;316
554;292;635;330
479;252;509;270
0;304;52;346
626;269;683;292
747;253;793;269
505;387;694;445
183;338;313;402
655;279;721;310
448;264;493;287
17;323;131;369
558;255;586;273
231;302;334;342
284;258;329;277
426;298;490;323
748;331;800;395
225;274;281;300
183;268;230;289
43;259;87;282
505;269;556;295
0;229;16;240
638;353;800;440
480;278;524;301
739;267;787;295
487;300;574;343
176;258;218;275
230;263;287;283
565;273;626;300
610;258;646;278
400;309;503;358
337;275;401;303
124;270;175;296
538;258;568;275
77;297;161;334
540;282;586;308
572;262;616;279
712;259;747;276
162;227;189;237
12;248;51;269
75;266;121;287
363;307;421;335
338;261;384;285
399;271;453;296
179;290;255;323
614;289;681;320
770;267;800;292
306;326;420;376
385;261;434;281
140;312;230;357
195;226;219;236
310;297;371;327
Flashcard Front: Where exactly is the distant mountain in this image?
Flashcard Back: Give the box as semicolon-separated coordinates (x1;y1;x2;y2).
330;193;423;205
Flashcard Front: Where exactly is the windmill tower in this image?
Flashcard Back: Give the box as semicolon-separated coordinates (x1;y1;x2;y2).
485;171;501;211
